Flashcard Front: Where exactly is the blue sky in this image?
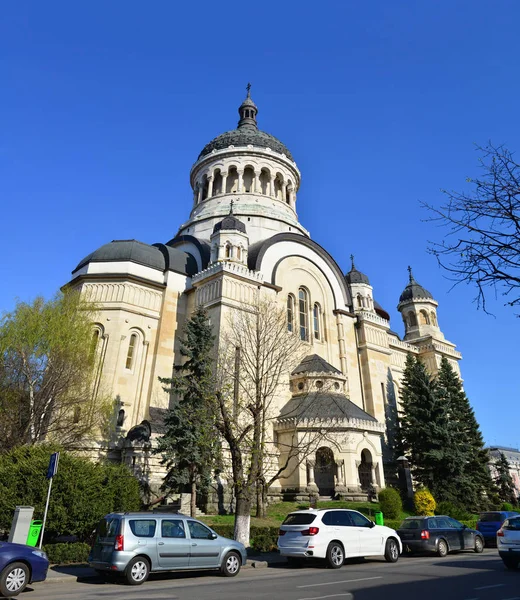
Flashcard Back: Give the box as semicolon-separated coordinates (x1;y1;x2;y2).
1;1;519;447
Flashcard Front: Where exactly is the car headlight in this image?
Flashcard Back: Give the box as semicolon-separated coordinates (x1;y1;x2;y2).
32;550;48;559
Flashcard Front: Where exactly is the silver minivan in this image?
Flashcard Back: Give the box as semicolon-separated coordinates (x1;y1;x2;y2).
88;512;247;585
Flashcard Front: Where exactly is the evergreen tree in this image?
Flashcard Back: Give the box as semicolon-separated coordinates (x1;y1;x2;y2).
495;452;517;505
436;357;495;510
397;354;462;501
154;306;220;517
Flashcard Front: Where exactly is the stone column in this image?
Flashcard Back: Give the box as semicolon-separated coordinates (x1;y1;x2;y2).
207;175;214;198
221;172;228;195
251;170;258;193
197;184;203;205
237;169;244;192
307;459;319;493
269;176;275;198
282;181;287;202
334;459;347;497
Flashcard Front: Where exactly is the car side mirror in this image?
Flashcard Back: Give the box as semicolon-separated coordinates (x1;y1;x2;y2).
210;532;218;540
369;521;376;528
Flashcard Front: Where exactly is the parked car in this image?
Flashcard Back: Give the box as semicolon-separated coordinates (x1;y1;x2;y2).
497;514;520;570
88;512;246;585
277;509;402;568
0;541;49;597
477;511;519;546
397;516;484;557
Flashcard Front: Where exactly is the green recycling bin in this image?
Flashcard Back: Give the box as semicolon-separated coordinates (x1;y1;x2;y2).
26;520;43;547
374;511;384;526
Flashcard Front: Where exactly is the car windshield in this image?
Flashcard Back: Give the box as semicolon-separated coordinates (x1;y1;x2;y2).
479;513;503;522
282;513;317;525
399;519;424;530
505;518;520;531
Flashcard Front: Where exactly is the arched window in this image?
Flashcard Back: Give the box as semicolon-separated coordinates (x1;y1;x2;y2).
225;243;232;259
226;167;239;193
243;167;254;192
287;294;295;333
357;294;363;308
201;175;209;201
116;409;125;427
420;310;430;325
431;311;438;326
213;170;223;195
125;333;138;369
259;169;270;195
286;180;293;204
298;288;309;341
313;303;321;340
236;246;242;261
274;174;283;200
90;329;100;360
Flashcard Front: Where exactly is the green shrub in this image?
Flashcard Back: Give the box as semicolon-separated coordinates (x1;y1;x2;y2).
378;488;402;520
414;489;436;516
211;524;279;552
501;502;514;512
0;445;141;542
43;543;90;565
383;519;403;531
436;501;472;521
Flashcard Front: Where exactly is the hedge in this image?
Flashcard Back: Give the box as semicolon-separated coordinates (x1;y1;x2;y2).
211;525;279;553
43;543;91;565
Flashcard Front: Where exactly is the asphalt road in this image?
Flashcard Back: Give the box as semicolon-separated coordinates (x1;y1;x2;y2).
27;549;519;600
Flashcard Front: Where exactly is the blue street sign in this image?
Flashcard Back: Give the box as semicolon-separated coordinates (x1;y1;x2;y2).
46;452;60;480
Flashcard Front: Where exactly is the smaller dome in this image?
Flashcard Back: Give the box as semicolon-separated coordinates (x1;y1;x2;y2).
399;267;434;303
212;203;247;234
345;255;370;285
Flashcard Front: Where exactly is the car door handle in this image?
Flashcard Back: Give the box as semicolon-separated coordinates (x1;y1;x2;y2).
158;542;164;545
192;543;197;547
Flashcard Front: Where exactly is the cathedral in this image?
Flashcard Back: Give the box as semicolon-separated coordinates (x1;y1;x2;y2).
69;88;462;503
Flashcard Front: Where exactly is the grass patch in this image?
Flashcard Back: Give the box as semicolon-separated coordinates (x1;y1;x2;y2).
200;500;413;528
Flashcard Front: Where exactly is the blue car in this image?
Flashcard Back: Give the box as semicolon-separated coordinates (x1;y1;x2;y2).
476;511;519;546
0;542;49;597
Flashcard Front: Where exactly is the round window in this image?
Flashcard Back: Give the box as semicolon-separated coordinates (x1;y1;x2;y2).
298;382;304;391
334;382;340;390
316;380;323;389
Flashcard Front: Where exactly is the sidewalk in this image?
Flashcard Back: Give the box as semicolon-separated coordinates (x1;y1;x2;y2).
44;553;286;584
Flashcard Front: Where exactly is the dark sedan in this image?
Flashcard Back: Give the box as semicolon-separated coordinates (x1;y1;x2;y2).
397;516;484;557
0;542;49;597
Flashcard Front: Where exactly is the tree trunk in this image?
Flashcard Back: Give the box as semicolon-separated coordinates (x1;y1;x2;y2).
191;479;197;518
234;492;251;547
255;479;267;519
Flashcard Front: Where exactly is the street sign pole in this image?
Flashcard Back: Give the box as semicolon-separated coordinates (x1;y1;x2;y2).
39;452;60;549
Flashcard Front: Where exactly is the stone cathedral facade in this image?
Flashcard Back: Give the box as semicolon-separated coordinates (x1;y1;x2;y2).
68;90;462;502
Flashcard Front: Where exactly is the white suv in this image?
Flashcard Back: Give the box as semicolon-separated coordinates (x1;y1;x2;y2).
497;515;520;570
277;509;402;568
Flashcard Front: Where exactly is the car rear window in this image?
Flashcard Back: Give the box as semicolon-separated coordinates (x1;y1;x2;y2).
399;519;424;530
96;518;120;541
129;519;156;538
282;513;317;525
504;518;520;531
479;512;503;522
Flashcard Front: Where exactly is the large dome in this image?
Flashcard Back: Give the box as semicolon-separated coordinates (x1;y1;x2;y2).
198;87;294;161
399;268;434;303
199;127;293;161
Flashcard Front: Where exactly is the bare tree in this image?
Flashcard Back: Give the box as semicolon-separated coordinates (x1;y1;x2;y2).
216;298;341;545
0;291;112;450
425;143;520;314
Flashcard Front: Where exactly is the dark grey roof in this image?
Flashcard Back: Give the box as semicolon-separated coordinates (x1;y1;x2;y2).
345;267;370;285
198;91;293;161
399;276;434;303
279;393;377;422
199;126;293;161
213;214;247;234
73;239;196;276
292;354;342;376
374;300;390;321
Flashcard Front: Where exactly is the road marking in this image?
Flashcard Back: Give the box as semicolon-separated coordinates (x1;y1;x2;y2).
298;594;353;600
475;584;505;590
298;576;383;589
500;597;520;600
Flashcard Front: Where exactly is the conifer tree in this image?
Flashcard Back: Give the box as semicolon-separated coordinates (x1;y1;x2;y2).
436;357;495;510
495;452;517;505
397;354;454;497
155;306;220;517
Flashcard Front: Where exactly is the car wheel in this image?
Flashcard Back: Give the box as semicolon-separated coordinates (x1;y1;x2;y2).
437;539;448;557
474;536;484;553
326;542;344;569
502;557;519;570
385;538;399;563
125;557;150;585
0;562;29;597
220;551;241;577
